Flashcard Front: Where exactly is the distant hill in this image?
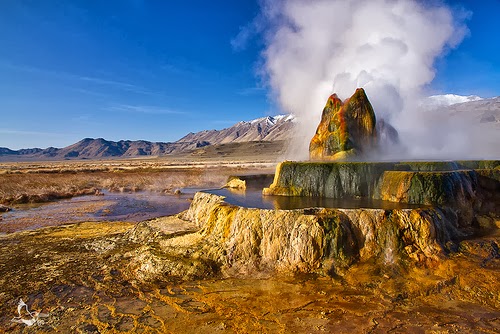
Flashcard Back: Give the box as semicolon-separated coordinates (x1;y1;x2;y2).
0;115;296;161
443;96;500;127
0;138;199;160
424;94;483;108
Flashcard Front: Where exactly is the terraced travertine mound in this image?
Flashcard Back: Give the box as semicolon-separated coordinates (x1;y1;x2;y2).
125;192;463;282
263;161;395;197
263;160;500;227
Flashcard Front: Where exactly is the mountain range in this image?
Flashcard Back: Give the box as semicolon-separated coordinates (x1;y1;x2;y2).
1;96;498;161
0;115;296;160
424;94;483;108
444;96;500;127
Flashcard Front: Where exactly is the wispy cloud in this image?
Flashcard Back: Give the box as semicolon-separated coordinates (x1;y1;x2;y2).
106;104;186;115
159;59;215;78
0;129;64;137
0;60;157;96
78;76;146;93
69;87;110;97
0;61;50;75
231;21;258;52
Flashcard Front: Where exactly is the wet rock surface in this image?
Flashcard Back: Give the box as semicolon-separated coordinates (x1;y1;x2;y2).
263;161;500;228
141;193;462;278
1;216;499;332
224;174;275;190
309;88;398;161
263;161;394;197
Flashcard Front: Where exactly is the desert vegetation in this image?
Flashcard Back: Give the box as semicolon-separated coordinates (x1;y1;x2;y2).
0;159;275;205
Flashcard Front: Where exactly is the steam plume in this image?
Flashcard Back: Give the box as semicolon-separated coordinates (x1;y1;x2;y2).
242;0;496;159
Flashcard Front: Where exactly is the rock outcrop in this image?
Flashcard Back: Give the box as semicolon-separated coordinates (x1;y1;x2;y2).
309;88;378;160
263;160;500;228
376;170;479;227
263;161;394;198
309;88;401;160
125;192;465;281
224;174;275;190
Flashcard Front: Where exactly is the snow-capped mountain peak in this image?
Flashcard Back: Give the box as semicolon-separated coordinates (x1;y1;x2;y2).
249;115;296;125
425;94;483;108
177;114;296;144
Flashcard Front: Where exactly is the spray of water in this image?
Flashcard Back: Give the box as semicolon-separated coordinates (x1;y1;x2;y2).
236;0;500;160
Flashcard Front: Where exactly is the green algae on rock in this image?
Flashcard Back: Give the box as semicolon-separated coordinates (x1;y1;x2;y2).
308;88;400;161
376;170;479;226
263;161;394;197
124;192;464;281
264;160;500;226
309;89;378;161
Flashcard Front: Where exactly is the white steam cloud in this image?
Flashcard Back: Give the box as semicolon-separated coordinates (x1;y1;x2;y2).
239;0;499;160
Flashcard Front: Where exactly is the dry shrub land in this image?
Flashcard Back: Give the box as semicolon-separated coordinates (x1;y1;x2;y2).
0;158;275;205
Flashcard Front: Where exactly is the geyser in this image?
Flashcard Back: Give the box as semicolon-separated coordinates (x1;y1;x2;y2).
244;0;469;160
121;87;500;282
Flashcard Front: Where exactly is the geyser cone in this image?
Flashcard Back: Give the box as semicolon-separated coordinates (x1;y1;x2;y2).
309;88;377;161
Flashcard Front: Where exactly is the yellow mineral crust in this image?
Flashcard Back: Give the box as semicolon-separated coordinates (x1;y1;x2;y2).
309;88;377;161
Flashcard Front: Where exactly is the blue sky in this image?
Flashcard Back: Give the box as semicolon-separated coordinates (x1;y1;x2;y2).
0;0;499;149
432;0;500;98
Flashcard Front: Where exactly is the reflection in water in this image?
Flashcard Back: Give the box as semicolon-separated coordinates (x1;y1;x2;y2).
1;186;425;234
0;191;193;233
206;188;425;210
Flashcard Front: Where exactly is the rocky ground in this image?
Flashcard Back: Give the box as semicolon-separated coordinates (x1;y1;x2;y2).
0;213;499;333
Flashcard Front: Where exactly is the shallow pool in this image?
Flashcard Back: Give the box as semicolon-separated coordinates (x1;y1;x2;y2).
0;191;193;233
205;188;425;210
